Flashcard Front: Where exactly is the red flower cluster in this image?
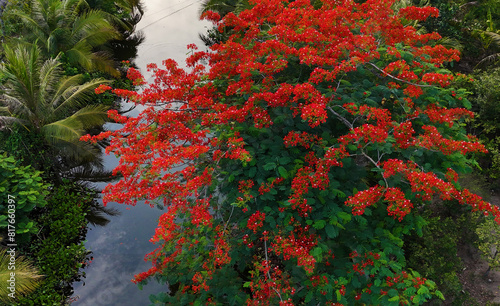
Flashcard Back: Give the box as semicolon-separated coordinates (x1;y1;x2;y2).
247;211;266;233
345;186;384;216
424;104;474;127
384;187;413;221
259;177;285;195
95;84;112;94
381;159;500;222
398;6;439;21
246;261;295;305
126;67;146;85
283;131;322;149
422;73;454;87
393;122;415;149
418;125;487;155
271;226;317;274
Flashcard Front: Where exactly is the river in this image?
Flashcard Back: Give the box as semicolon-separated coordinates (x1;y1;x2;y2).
72;1;210;305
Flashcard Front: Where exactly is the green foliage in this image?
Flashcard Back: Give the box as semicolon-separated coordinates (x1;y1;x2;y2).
0;153;48;245
14;183;91;305
404;201;480;305
0;126;52;174
6;0;122;76
476;215;500;274
422;0;500;71
458;67;500;187
0;44;111;166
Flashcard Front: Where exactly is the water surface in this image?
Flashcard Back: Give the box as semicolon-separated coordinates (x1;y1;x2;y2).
72;1;210;305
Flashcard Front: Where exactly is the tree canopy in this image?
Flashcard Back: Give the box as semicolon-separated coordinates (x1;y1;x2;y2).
87;0;500;304
0;44;110;164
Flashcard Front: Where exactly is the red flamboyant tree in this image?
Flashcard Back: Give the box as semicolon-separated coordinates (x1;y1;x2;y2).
85;0;500;304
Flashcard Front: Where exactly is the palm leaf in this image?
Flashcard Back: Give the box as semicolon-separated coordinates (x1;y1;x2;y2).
52;78;110;114
67;104;110;129
89;52;120;77
476;53;500;68
484;31;500;48
436;37;463;52
0;247;43;303
86;202;121;227
42;104;110;143
72;10;121;45
47;133;103;162
0;116;26;130
41;117;84;144
64;165;118;183
63;47;94;71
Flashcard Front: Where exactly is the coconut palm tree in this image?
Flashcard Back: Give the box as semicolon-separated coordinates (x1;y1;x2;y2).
7;0;122;76
0;44;110;166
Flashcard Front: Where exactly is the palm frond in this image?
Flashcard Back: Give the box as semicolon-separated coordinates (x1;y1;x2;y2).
476;53;500;68
38;57;63;110
436;37;464;52
0;45;43;124
0;116;25;130
0;247;43;303
72;10;121;46
53;78;110;114
6;7;46;37
484;31;500;48
63;165;118;183
199;0;239;17
41;117;84;144
86;203;121;227
89;52;120;77
42;104;109;145
63;47;94;71
46;133;103;162
234;0;252;15
68;104;110;129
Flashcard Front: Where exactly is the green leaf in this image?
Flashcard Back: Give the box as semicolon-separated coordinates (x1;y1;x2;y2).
337;212;351;223
305;291;313;303
332;189;346;198
278;166;288;178
311;247;323;258
435;290;445;300
417;286;429;295
314;220;326;230
248;167;257;178
325;224;338;238
263;162;277;170
279;156;291;165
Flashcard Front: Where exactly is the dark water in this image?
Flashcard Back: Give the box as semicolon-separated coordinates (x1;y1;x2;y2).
72;1;210;305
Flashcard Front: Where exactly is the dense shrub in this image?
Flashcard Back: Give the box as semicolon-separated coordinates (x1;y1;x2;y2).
14;184;91;305
0;153;48;245
405;201;480;305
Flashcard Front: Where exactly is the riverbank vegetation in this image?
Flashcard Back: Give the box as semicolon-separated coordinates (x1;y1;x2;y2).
85;0;500;305
0;0;142;304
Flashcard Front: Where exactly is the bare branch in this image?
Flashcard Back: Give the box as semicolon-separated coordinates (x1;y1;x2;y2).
367;62;433;88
